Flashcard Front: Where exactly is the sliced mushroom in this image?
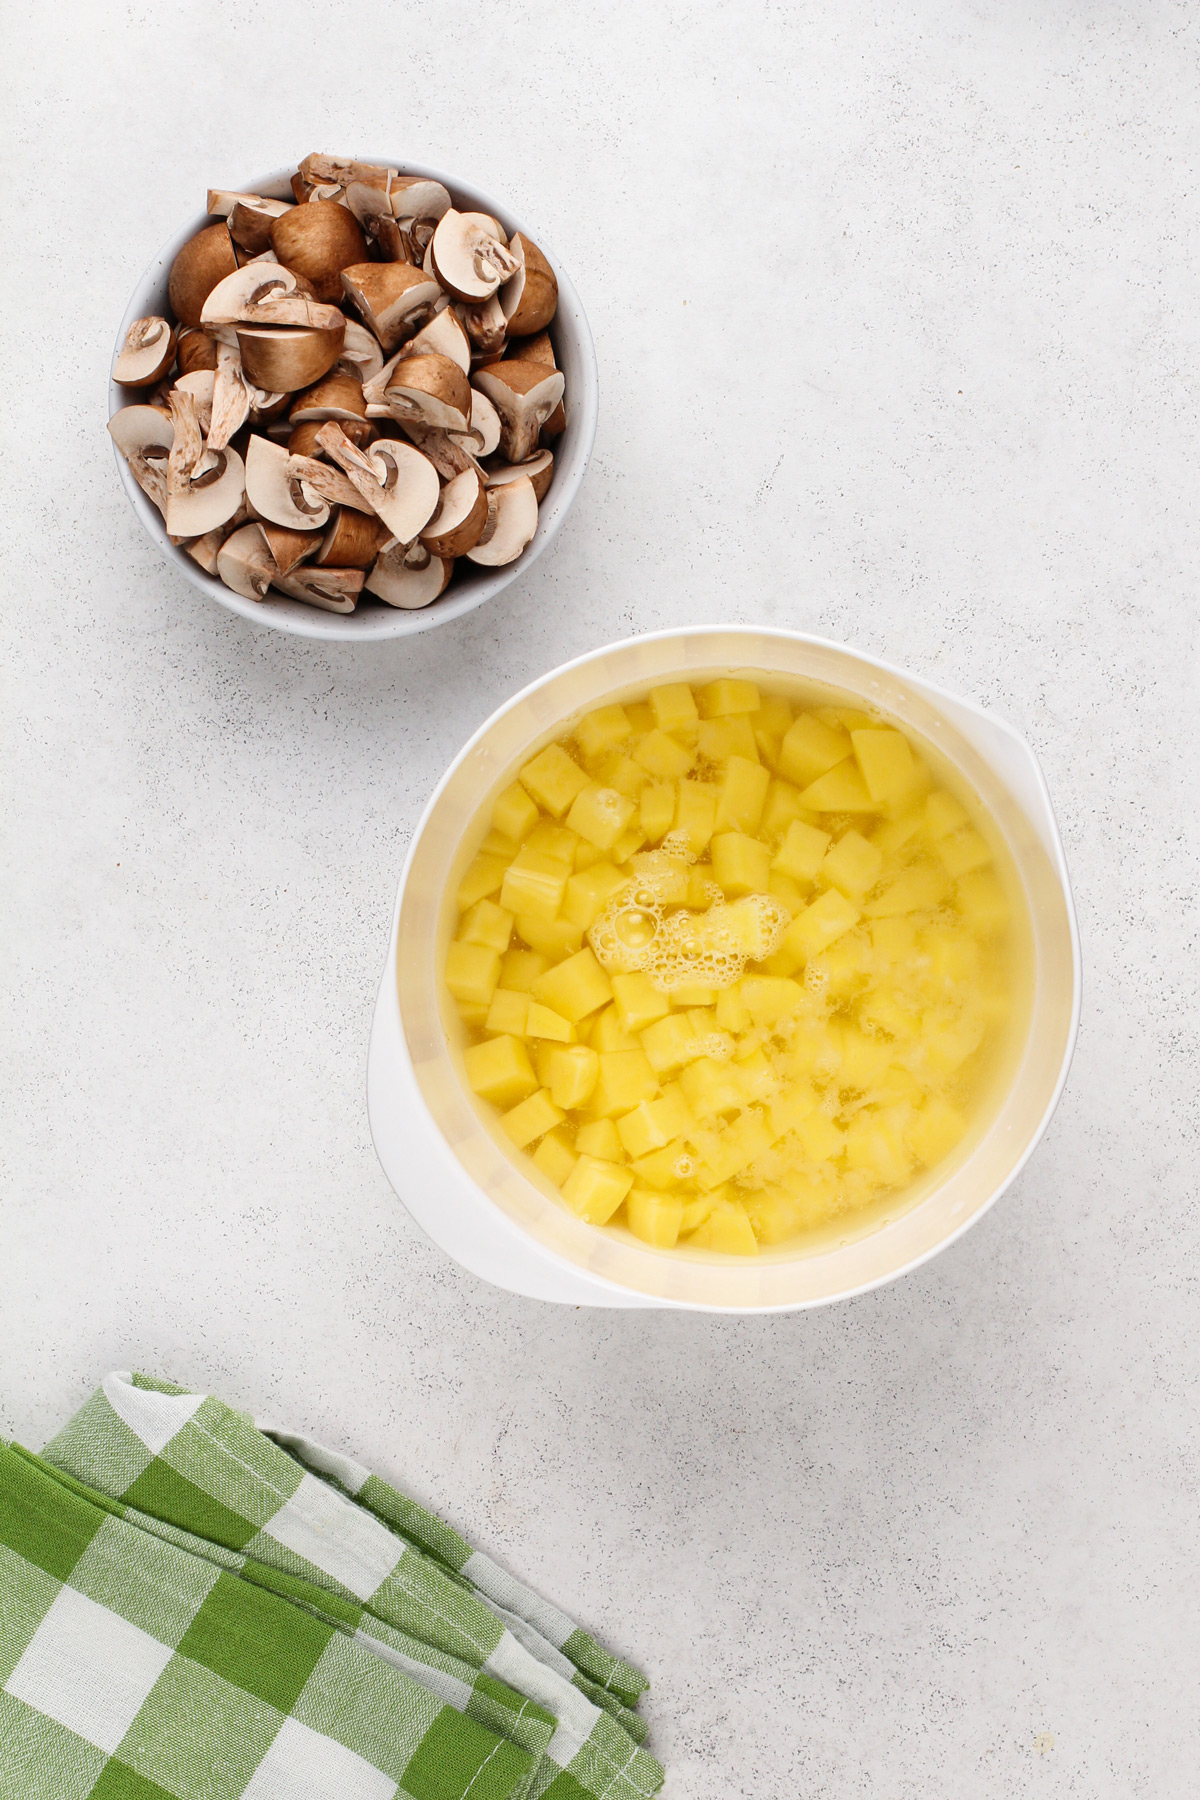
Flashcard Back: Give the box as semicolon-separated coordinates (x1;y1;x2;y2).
465;386;501;457
200;263;332;335
419;467;488;558
175;370;215;436
389;176;452;262
340;262;442;353
431;211;520;301
163;391;245;538
168;224;238;327
206;191;294;252
233;322;345;393
365;539;455;609
260;520;323;574
288;372;366;425
455;294;506;357
113;316;177;388
272;565;364;612
269;200;368;304
208;343;251;450
217;522;279;599
381;353;471;432
500;235;558;337
466;476;539;566
335;319;385;386
245;433;333;530
486;448;554;503
177;328;218;375
313;507;389;568
185;525;229;575
315;422;440;542
472;360;565;463
108;404;174;516
284;452;376;514
406;307;471;373
393;422;481;481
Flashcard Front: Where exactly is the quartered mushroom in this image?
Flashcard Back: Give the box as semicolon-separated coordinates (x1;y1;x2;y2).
511;330;565;435
287;417;375;459
108;404;175;515
466;475;539;566
391;422;482;482
207;192;295;255
431;211;520;301
406;307;471;373
365;539;455;609
335;319;385;386
380;353;471;432
177;328;217;375
472;359;565;463
217;522;282;599
455;293;507;357
340;262;442;353
185;526;229;575
313;507;389;568
314;421;440;542
113;316;178;388
168;223;238;327
269;199;367;304
419;467;488;557
288;372;366;425
272;566;364;612
465;386;502;457
500;235;558;337
487;447;555;503
389;176;452;262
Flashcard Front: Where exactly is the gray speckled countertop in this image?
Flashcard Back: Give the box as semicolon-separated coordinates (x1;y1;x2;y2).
3;3;1198;1794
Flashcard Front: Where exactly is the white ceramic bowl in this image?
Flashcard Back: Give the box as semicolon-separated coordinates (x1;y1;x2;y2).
368;627;1081;1312
108;162;598;641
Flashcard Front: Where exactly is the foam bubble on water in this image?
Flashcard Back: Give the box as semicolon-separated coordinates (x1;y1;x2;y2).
588;874;790;991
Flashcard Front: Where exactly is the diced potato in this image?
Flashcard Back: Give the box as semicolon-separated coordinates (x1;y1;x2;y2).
699;677;761;717
649;682;699;732
671;983;717;1008
863;866;948;917
492;782;540;843
532;948;613;1022
641;1012;701;1074
679;1194;718;1233
872;810;924;856
784;888;861;960
500;846;571;923
689;1199;759;1254
525;821;578;862
909;1094;968;1165
458;898;515;954
526;1002;574;1041
627;1188;684;1247
844;1115;912;1186
612;972;670;1034
714;755;770;834
519;743;590;817
838;1026;892;1089
715;984;751;1034
711;831;772;896
632;1141;690;1189
766;870;807;917
956;870;1010;934
596;753;650;800
532;1129;578;1187
778;714;851;787
640;782;676;843
851;729;915;804
799;762;877;813
617;1100;673;1159
753;695;794;740
480;829;520;858
567;783;636;851
560;1155;634;1224
634;729;695;780
820;829;884;897
576;704;632;760
589;1004;639;1052
739;975;805;1026
798;1112;844;1163
772;818;831;883
611;827;647;863
547;1044;599;1110
767;1082;818;1138
697;715;758;765
937;826;992;877
590;1049;659;1116
560;862;629;931
499;949;549;992
675;780;718;853
679;1056;746;1119
457;1003;489;1031
501;1087;565;1149
516;916;584;960
456;853;508;911
445;941;501;1007
575;1117;624;1160
760;778;808;841
870;918;918;962
463;1035;537;1108
924;790;969;840
485;989;530;1036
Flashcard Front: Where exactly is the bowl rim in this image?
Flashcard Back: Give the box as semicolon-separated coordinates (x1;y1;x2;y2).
369;624;1083;1311
108;158;599;642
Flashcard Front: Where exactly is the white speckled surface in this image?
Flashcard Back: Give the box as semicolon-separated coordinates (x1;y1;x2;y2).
2;4;1198;1794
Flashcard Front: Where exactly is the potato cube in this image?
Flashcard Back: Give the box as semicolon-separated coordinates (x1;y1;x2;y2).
560;1155;634;1224
492;782;540;843
500;846;570;923
611;827;648;863
844;1116;911;1186
457;1003;489;1031
501;1087;565;1150
612;971;670;1034
872;809;924;856
699;678;760;717
698;1113;773;1184
575;1117;624;1160
871;918;917;962
784;889;861;961
560;861;629;931
679;1056;745;1119
799;762;877;813
955;870;1009;934
445;941;501;1007
485;989;530;1036
909;1094;968;1166
779;714;851;787
589;1004;638;1052
595;753;649;801
753;694;794;736
697;716;758;764
532;948;613;1022
525;820;578;861
772;817;831;883
526;1002;574;1042
458;898;514;954
632;1141;689;1189
463;1035;537;1108
519;743;590;817
649;682;699;732
499;948;549;992
798;1112;844;1162
576;704;632;760
640;782;676;843
851;729;915;804
714;755;770;834
821;830;884;896
590;1049;659;1116
924;790;969;840
760;778;808;841
863;866;948;917
456;853;508;911
627;1188;684;1248
838;1026;891;1089
711;832;772;896
937;826;992;878
641;1011;701;1074
617;1101;672;1160
674;779;717;853
740;975;806;1026
479;829;520;859
532;1129;578;1188
634;728;695;780
767;1083;818;1139
689;1200;759;1254
567;783;636;852
515;916;583;960
715;984;751;1034
767;872;807;917
546;1044;599;1110
625;702;654;731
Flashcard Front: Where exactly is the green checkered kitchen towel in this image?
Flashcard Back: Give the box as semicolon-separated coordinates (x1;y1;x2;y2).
0;1372;664;1800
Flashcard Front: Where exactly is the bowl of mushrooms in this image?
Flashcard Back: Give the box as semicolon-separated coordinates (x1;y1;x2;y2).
107;154;598;639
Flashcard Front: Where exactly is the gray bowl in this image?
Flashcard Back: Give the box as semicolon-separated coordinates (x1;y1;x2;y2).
108;161;599;641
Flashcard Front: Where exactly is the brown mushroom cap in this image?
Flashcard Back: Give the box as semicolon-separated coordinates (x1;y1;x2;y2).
419;467;489;558
288;372;366;424
472;359;565;464
226;195;294;255
271;565;364;612
169;224;238;328
260;520;323;574
382;353;472;433
234;321;345;393
486;448;554;504
340;262;442;354
177;328;218;375
313;507;389;568
500;235;558;336
270;200;368;304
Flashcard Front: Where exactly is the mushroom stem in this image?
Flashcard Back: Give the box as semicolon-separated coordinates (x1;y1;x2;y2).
208;343;252;452
283;453;376;514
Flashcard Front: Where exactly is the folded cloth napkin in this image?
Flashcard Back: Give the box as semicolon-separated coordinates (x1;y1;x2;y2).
0;1372;664;1800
